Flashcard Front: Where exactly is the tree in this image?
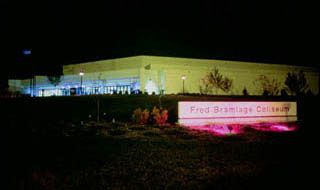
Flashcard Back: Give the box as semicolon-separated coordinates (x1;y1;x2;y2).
200;67;233;95
285;70;309;96
47;75;61;87
200;75;213;95
208;68;224;94
253;75;281;96
220;76;233;93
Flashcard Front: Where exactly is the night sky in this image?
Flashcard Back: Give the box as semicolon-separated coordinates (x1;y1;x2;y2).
1;0;318;81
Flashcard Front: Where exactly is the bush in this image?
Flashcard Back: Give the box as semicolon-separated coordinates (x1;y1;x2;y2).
132;108;149;124
263;90;269;97
242;88;248;96
306;89;314;96
151;107;168;125
281;88;288;97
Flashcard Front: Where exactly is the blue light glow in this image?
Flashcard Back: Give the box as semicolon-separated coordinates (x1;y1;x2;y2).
22;50;32;55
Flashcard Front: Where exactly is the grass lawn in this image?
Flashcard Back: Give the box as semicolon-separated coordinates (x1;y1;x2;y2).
6;121;315;190
4;95;319;189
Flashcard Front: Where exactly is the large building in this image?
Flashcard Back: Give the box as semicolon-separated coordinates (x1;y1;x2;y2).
8;55;319;96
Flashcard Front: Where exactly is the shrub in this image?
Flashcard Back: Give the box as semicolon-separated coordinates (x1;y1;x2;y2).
98;128;108;136
281;88;288;97
263;90;269;97
151;107;168;125
132;108;149;124
242;87;248;96
306;89;314;96
161;110;168;124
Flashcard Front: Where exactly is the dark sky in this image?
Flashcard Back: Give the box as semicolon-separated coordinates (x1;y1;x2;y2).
0;0;318;79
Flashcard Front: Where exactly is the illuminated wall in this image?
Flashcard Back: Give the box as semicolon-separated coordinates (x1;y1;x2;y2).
8;55;319;96
140;56;319;95
63;56;143;75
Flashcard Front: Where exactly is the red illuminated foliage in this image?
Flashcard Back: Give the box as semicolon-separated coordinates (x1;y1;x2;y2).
151;107;168;125
132;108;149;124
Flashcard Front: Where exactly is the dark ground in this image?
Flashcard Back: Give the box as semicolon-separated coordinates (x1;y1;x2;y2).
2;95;319;190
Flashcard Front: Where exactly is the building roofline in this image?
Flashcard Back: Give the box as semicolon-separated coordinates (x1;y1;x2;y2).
62;54;318;71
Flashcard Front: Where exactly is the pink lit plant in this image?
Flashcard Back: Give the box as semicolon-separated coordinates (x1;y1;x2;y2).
185;122;296;136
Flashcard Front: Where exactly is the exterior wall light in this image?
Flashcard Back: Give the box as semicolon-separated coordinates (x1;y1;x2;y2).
79;71;84;95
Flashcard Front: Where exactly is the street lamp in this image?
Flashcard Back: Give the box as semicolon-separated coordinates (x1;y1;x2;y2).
181;75;186;94
79;71;84;95
22;49;34;96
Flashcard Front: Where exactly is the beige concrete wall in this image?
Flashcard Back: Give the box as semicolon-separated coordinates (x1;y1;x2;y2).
141;55;319;95
61;69;140;83
8;80;24;92
9;55;319;96
63;56;143;75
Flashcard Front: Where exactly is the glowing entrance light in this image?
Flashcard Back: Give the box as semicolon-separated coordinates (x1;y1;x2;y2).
145;80;158;95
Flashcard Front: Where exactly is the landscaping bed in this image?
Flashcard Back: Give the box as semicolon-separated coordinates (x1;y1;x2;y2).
7;121;310;190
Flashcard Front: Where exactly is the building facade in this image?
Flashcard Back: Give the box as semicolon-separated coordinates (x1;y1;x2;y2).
8;55;320;96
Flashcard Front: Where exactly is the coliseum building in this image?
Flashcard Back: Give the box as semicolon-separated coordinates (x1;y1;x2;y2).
8;55;319;96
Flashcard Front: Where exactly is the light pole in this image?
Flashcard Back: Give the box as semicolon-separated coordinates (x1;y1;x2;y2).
181;75;186;94
79;71;84;95
22;49;33;96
